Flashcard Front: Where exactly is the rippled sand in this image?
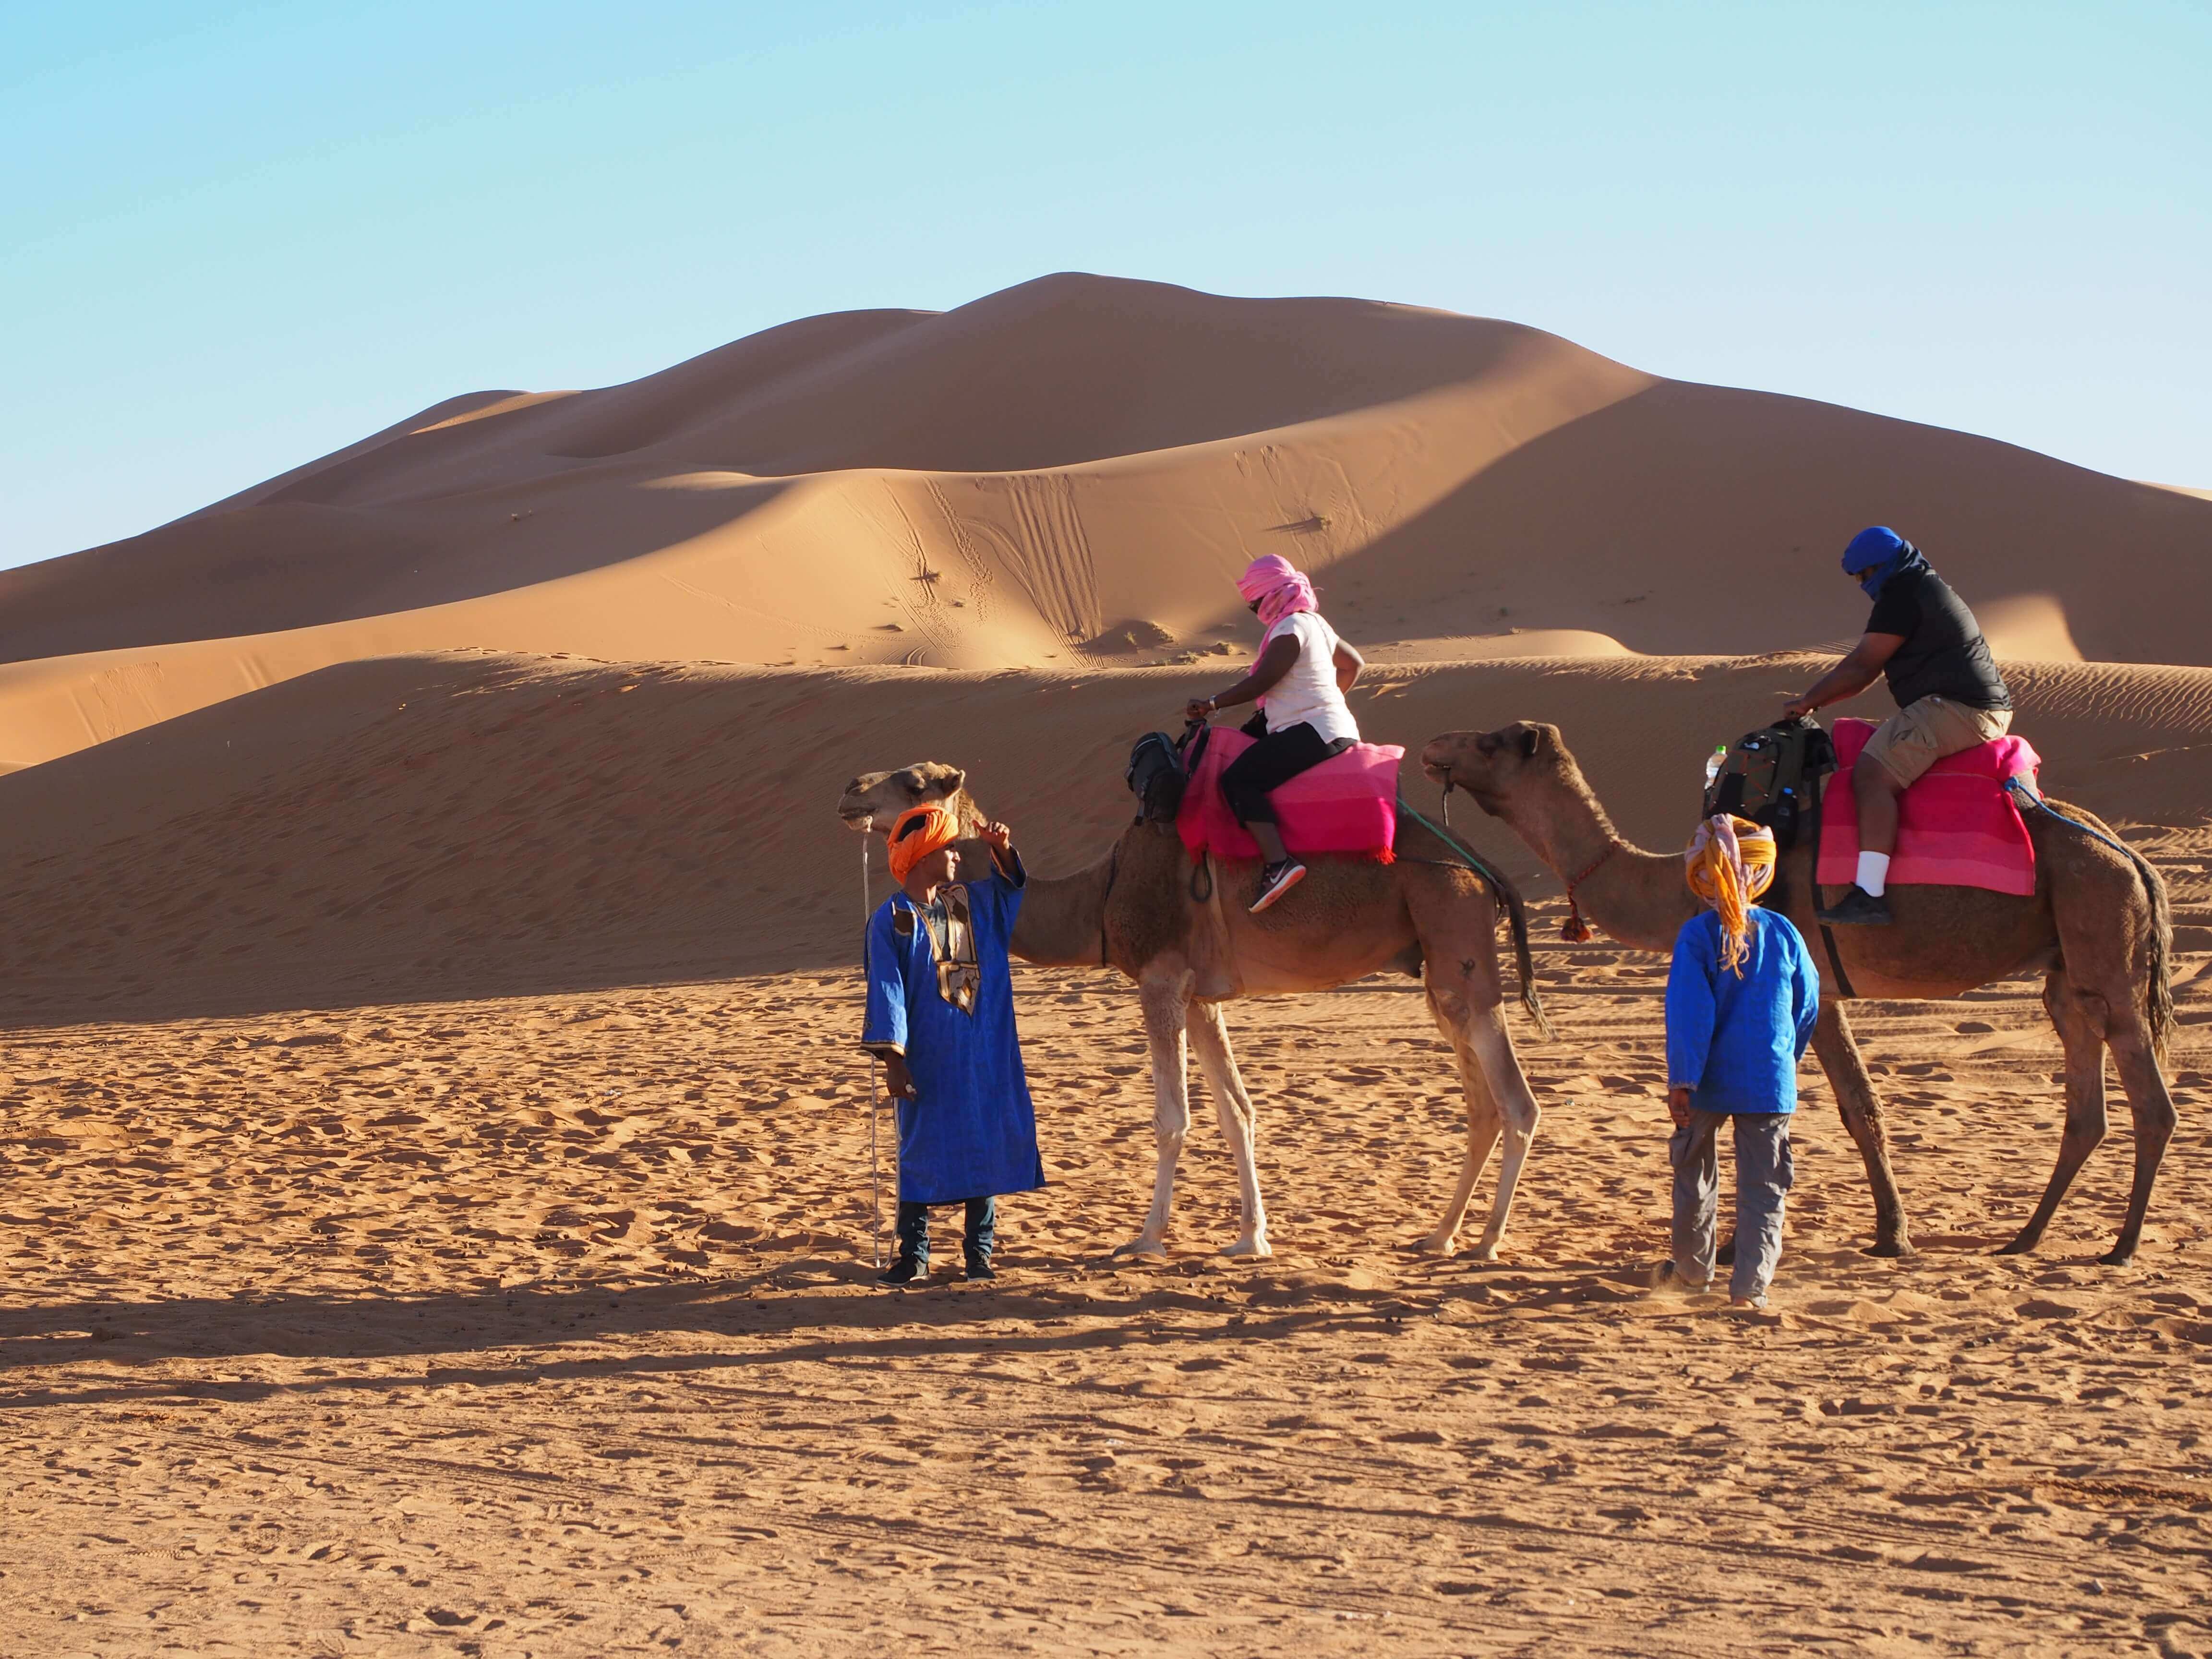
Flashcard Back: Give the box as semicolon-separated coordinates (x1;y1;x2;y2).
5;885;2208;1656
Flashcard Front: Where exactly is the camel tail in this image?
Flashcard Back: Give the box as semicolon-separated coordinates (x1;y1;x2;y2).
1495;864;1556;1042
2132;839;2176;1064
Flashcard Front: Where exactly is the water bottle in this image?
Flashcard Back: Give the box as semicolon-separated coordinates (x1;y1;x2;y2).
1703;745;1728;790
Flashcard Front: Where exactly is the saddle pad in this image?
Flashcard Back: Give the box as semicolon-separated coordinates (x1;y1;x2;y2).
1816;717;2040;896
1177;730;1403;862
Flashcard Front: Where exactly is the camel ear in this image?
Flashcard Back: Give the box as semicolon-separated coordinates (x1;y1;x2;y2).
1519;726;1542;760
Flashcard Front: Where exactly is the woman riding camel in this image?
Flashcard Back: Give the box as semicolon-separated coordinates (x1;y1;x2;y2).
1184;553;1366;914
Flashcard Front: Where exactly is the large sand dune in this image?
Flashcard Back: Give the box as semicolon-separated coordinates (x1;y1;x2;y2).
2;276;2206;781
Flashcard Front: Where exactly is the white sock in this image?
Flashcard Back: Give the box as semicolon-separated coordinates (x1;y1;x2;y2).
1855;851;1890;898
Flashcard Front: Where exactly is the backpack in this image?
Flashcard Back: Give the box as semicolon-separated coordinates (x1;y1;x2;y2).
1702;715;1837;849
1124;729;1190;823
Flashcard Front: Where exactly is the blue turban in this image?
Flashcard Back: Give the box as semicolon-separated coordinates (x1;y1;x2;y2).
1841;525;1926;600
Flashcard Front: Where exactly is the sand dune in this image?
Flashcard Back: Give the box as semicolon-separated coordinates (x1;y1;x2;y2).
3;276;2206;734
4;648;2208;1027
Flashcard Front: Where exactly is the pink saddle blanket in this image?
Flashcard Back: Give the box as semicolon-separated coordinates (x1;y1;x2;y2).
1177;729;1403;862
1816;718;2040;896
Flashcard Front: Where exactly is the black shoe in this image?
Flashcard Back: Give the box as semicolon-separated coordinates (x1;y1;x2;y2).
1816;885;1892;926
876;1256;927;1286
1249;859;1308;914
963;1257;997;1282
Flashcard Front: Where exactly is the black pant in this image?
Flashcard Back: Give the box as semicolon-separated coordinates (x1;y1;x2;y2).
895;1196;996;1264
1220;721;1354;827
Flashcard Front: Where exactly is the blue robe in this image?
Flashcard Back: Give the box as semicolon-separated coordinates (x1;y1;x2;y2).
860;864;1045;1205
1665;909;1822;1115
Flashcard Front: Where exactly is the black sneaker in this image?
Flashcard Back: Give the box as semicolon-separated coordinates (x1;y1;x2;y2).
1816;885;1892;926
876;1256;926;1286
963;1257;997;1282
1249;859;1308;914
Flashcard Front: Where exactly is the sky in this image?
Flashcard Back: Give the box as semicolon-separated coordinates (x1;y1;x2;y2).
2;0;2206;569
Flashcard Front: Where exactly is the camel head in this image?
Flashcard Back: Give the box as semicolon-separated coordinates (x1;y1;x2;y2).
1419;721;1570;819
836;762;982;836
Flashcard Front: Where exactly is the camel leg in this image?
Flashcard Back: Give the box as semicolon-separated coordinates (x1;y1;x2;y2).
1188;1002;1271;1258
1114;975;1192;1260
1418;1019;1503;1257
2000;969;2109;1257
1465;1003;1541;1260
2100;1003;2177;1267
1811;1001;1913;1257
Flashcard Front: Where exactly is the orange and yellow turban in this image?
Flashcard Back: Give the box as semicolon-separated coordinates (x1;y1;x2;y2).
1685;814;1777;977
888;804;962;884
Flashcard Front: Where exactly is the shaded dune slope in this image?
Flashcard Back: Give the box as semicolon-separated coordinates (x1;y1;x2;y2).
3;650;2205;1027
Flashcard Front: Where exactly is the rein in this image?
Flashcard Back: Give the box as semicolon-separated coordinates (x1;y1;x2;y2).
1098;842;1121;969
859;831;884;1269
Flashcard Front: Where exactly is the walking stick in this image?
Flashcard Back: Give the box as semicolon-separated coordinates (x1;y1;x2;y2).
861;833;884;1269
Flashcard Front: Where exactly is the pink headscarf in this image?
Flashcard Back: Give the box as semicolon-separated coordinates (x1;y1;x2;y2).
1236;554;1317;631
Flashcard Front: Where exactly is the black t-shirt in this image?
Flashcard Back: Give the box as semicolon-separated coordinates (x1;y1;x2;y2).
1865;565;2011;711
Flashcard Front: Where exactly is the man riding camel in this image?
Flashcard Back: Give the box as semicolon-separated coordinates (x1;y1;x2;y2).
1782;527;2013;926
1184;553;1366;914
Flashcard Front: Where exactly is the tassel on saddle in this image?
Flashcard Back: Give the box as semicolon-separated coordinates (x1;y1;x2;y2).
1562;842;1618;943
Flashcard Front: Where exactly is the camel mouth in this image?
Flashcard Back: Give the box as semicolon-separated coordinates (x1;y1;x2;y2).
837;809;876;832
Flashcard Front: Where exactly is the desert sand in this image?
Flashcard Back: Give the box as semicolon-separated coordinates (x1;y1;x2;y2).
3;278;2211;1656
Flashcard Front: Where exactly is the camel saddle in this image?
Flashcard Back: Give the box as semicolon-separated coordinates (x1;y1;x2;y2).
1176;726;1403;862
1816;717;2042;896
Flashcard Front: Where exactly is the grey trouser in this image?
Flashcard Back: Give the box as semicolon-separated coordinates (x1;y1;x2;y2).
1671;1109;1794;1301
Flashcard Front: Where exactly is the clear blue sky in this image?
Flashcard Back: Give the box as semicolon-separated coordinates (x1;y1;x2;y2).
3;0;2206;569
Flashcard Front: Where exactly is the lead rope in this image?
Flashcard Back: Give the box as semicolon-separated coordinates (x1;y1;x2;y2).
860;833;883;1270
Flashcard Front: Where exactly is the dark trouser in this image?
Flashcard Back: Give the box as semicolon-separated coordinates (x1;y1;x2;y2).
1220;721;1353;828
895;1197;997;1265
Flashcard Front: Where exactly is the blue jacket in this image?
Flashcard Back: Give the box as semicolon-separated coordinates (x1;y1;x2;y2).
1665;909;1821;1115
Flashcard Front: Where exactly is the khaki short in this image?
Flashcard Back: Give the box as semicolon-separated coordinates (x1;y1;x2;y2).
1859;696;2012;787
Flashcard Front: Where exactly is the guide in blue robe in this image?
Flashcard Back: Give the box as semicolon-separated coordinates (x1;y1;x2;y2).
860;856;1046;1204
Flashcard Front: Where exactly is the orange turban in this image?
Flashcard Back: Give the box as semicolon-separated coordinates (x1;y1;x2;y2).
888;804;962;884
1685;813;1778;977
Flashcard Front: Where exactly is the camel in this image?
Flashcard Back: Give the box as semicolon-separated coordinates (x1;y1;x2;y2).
836;758;1552;1260
1419;721;2177;1265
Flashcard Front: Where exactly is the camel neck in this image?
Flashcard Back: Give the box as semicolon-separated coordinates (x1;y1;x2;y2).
1002;850;1115;968
1498;775;1696;954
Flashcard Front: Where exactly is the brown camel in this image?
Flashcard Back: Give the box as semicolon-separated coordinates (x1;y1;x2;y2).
836;760;1551;1260
1419;721;2177;1265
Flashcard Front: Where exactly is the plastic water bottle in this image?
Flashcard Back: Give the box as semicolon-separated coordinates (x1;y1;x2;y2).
1703;745;1728;789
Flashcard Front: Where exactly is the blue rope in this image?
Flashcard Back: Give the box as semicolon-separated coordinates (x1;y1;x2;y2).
2005;777;2133;861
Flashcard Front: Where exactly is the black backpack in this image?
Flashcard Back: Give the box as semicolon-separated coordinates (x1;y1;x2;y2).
1125;729;1190;823
1703;715;1837;849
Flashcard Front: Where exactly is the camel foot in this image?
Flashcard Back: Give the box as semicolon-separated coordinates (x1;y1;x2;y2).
1864;1237;1916;1259
1112;1237;1169;1261
2099;1245;2137;1268
1467;1238;1503;1263
1222;1235;1272;1260
1994;1233;2041;1257
1415;1231;1459;1258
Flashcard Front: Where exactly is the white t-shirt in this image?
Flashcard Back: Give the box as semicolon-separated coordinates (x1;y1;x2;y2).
1258;611;1359;744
